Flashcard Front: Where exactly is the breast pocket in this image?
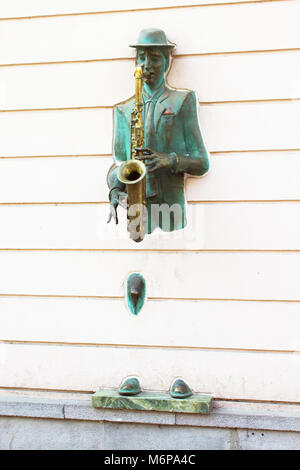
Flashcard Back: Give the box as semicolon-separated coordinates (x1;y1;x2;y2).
159;114;176;137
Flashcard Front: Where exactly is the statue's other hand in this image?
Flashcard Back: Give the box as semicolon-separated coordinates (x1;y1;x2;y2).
107;200;118;224
107;189;127;224
136;148;174;172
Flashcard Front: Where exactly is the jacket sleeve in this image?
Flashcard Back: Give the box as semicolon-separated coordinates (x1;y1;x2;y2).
174;91;210;176
106;105;129;196
107;164;125;195
114;105;131;162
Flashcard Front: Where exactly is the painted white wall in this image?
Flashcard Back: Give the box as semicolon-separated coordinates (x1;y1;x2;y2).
0;102;299;155
1;3;299;63
1;52;299;109
0;1;300;402
0;0;257;18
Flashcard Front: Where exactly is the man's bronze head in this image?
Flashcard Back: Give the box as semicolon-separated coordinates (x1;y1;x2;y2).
130;28;175;87
136;47;169;86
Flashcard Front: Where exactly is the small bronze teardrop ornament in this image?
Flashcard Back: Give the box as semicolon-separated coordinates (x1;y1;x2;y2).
126;273;146;315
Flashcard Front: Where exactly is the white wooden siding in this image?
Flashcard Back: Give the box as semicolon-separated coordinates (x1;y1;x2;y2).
0;1;300;402
1;52;299;110
0;251;300;300
1;296;300;352
1;343;299;402
1;102;299;156
1;3;299;64
1;202;300;250
0;153;299;203
0;0;269;19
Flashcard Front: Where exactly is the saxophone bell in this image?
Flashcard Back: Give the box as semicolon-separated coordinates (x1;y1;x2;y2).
117;159;146;186
117;159;147;243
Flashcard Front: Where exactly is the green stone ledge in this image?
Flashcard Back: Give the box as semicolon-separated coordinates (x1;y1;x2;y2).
92;390;213;414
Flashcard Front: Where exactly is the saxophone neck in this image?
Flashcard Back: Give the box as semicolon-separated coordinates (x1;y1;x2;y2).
134;67;143;106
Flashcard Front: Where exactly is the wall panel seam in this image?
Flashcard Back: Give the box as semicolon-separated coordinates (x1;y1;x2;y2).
0;339;297;354
1;98;299;113
1;386;297;405
1;48;299;68
0;248;300;252
1;200;300;205
0;155;112;159
0;149;299;159
0;294;299;303
0;0;290;22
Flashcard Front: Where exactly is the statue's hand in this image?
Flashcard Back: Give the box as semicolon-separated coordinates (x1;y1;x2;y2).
107;189;127;224
136;147;175;172
107;203;117;224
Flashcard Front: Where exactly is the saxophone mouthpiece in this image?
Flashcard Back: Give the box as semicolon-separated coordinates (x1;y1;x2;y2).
134;67;143;79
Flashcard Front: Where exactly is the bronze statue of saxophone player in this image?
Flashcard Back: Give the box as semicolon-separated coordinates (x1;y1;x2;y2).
107;28;209;244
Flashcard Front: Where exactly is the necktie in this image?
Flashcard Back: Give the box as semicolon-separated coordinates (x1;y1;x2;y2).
144;98;157;150
142;85;165;198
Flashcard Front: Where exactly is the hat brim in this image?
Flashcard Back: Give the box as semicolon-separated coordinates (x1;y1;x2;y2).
129;43;175;48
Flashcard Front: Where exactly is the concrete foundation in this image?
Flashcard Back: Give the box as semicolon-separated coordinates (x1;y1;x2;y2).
0;390;300;450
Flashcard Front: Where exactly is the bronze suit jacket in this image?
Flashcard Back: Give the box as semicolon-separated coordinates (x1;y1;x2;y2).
111;86;209;232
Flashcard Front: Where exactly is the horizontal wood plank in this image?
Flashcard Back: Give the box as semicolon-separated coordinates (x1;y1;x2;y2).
1;202;300;250
1;3;299;64
0;109;113;156
0;251;300;300
187;151;300;201
0;0;258;18
1;296;299;352
0;152;299;203
1;51;299;109
0;102;299;156
0;343;299;402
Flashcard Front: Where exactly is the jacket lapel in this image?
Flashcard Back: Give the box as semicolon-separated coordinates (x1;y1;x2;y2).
121;97;135;123
154;89;169;130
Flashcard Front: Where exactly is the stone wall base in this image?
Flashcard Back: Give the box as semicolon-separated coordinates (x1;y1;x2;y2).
0;390;300;450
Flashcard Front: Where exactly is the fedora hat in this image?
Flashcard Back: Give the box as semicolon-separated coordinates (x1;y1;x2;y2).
130;28;175;48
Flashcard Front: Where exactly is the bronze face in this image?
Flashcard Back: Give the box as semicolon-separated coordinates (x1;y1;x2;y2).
136;47;167;88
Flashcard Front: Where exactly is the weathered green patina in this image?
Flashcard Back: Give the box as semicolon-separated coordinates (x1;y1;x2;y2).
92;389;213;414
119;377;142;396
107;28;209;234
126;273;146;315
170;378;193;399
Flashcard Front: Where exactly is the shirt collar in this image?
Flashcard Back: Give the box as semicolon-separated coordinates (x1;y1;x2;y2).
143;81;166;103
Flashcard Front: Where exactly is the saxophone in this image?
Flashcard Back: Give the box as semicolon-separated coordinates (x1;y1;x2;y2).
117;67;147;243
